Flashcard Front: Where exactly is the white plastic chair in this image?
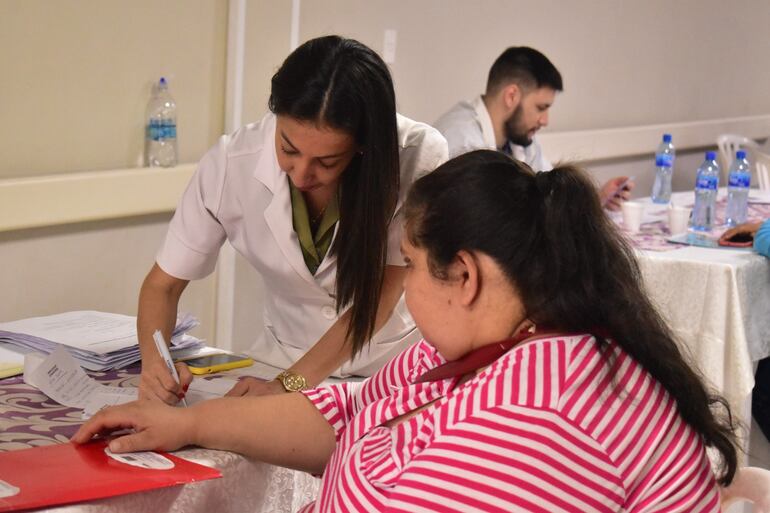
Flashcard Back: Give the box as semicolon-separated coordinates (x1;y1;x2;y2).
754;150;770;192
721;466;770;512
717;134;760;184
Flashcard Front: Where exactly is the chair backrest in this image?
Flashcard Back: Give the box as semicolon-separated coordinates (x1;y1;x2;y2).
721;466;770;512
717;134;760;182
755;150;770;191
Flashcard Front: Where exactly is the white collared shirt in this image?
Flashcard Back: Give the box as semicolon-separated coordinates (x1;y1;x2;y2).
433;95;552;171
156;113;448;375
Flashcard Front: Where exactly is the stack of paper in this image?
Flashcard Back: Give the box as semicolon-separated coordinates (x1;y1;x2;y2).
0;311;204;371
0;346;24;379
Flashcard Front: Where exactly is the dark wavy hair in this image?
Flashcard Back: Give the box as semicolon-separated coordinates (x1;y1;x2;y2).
403;150;737;485
268;36;399;357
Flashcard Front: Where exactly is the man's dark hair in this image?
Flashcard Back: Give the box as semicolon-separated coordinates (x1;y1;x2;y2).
486;46;563;95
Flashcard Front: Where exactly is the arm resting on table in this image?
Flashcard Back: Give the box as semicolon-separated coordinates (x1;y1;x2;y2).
73;392;336;475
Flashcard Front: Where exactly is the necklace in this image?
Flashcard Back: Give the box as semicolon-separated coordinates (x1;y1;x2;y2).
310;205;327;227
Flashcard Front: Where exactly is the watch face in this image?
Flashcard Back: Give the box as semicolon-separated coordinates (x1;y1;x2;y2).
281;372;307;392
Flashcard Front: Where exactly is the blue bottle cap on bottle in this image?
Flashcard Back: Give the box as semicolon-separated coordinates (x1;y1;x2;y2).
662;133;672;143
706;151;717;160
736;150;747;159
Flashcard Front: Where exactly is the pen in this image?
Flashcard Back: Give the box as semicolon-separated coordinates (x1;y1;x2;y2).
152;329;188;407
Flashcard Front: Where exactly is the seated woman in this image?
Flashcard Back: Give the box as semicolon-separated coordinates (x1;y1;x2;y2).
74;150;737;512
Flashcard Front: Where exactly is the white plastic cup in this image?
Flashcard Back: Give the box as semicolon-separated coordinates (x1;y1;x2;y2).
621;201;645;233
667;205;692;235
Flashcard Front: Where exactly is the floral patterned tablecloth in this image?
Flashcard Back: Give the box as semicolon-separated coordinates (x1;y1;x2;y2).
613;198;770;252
0;367;320;512
0;369;135;451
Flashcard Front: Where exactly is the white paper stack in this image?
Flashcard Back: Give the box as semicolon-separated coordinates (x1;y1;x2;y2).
0;311;204;371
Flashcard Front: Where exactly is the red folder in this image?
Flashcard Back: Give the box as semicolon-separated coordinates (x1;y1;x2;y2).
0;440;221;511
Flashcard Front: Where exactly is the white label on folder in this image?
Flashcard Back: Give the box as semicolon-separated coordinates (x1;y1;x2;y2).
0;479;20;497
105;448;175;470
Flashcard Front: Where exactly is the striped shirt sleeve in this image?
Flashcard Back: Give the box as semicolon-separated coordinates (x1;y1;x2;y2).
303;341;437;441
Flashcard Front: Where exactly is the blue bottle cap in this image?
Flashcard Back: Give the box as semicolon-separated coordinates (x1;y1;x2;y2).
736;150;747;159
706;151;717;160
159;77;167;86
662;133;672;143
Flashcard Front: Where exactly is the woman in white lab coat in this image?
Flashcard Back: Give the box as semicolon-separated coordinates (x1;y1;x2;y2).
138;35;447;404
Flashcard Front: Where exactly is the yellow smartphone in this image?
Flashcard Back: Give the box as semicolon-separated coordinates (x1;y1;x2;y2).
183;354;254;375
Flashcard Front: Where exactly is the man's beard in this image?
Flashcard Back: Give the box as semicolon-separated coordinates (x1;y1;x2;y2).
504;105;533;147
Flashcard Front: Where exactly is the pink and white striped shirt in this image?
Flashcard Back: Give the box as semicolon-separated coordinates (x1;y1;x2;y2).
300;334;721;512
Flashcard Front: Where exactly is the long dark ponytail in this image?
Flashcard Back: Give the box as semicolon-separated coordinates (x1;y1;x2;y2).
404;150;737;485
269;36;399;357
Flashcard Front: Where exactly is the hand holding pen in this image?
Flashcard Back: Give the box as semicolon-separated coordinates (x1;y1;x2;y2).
152;330;189;406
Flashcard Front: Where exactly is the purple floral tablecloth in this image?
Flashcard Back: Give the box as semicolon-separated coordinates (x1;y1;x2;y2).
0;368;139;452
614;199;770;252
0;367;322;512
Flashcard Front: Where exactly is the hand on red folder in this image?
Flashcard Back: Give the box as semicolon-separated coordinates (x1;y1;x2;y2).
0;439;220;512
72;400;194;453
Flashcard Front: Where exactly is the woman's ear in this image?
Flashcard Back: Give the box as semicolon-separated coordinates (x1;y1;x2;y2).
453;250;480;307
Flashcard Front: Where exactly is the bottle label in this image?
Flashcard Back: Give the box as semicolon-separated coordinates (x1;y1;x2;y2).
728;173;750;187
696;175;718;190
147;120;161;141
655;154;673;168
147;120;176;141
162;121;177;139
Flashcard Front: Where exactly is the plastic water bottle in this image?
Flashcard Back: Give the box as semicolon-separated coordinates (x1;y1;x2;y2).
651;133;675;203
691;151;720;231
725;150;751;227
145;77;177;167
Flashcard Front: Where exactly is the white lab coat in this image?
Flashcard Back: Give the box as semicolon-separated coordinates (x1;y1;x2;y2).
157;113;448;376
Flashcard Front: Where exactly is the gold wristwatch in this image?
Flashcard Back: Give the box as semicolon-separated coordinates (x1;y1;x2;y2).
275;370;308;392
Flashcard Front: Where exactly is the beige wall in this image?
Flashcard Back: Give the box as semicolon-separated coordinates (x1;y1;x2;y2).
0;0;227;179
0;215;216;341
0;1;228;342
297;0;770;131
242;0;294;125
3;1;770;347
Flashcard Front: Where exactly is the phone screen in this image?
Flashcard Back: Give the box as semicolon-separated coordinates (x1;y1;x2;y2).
184;354;249;367
727;232;753;243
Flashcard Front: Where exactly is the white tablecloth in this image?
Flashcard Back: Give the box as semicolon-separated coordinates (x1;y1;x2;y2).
623;192;770;450
639;246;770;422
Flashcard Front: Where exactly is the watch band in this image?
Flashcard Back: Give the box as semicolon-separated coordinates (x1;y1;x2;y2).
275;370;308;392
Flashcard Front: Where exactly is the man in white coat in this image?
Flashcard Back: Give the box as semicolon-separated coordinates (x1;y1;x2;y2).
434;46;632;210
